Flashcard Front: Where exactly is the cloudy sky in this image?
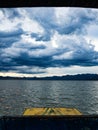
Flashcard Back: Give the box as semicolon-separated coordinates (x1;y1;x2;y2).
0;7;98;77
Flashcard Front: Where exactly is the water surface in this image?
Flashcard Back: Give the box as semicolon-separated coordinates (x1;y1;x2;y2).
0;80;98;116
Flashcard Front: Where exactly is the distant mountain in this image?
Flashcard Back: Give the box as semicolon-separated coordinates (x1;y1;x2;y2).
0;74;98;80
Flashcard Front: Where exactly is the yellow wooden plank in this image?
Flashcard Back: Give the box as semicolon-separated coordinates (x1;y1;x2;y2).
23;108;82;115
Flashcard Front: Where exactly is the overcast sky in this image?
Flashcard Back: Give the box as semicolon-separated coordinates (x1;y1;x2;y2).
0;7;98;77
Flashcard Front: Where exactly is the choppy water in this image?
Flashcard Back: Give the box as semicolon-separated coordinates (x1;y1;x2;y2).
0;80;98;116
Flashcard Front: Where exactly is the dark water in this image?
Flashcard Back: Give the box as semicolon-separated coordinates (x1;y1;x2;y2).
0;80;98;116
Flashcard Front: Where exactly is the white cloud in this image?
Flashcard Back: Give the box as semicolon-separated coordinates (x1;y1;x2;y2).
53;51;73;60
85;24;98;51
46;66;98;76
0;8;44;34
1;7;98;77
54;7;70;25
0;10;4;19
20;34;45;46
0;15;18;32
21;17;44;34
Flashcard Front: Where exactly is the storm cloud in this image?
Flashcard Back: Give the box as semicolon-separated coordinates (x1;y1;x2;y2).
0;7;98;76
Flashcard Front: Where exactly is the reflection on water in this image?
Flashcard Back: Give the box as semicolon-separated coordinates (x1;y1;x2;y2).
0;80;98;116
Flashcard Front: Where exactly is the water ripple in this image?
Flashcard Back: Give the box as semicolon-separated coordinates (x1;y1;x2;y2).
0;80;98;115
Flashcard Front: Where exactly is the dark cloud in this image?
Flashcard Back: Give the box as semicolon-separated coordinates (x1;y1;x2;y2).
31;33;52;41
16;69;45;74
56;9;96;35
29;8;97;40
0;8;21;19
0;29;23;38
0;8;98;75
12;55;53;68
0;30;23;49
1;43;98;72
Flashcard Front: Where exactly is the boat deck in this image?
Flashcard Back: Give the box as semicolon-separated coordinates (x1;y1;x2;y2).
23;107;82;115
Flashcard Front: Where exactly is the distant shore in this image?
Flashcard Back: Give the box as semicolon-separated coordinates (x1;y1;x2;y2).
0;74;98;80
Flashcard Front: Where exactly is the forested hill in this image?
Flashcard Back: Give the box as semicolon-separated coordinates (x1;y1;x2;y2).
0;74;98;80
